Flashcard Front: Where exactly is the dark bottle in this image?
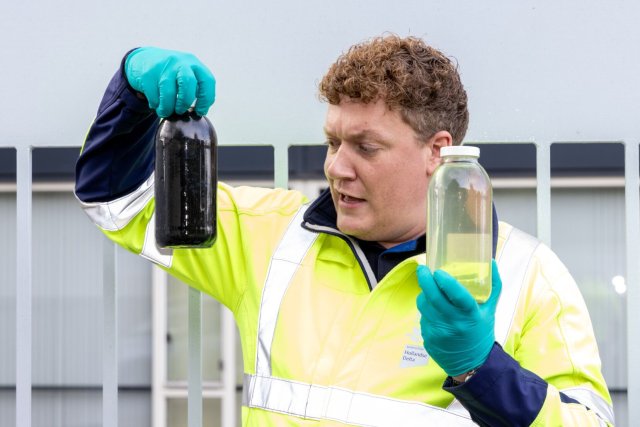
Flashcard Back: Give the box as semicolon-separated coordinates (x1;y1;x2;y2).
155;110;217;248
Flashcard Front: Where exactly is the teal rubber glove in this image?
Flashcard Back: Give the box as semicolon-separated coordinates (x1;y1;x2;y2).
416;260;502;377
125;47;216;118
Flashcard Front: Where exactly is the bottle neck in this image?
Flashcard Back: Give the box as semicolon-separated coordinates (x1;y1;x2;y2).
442;155;479;163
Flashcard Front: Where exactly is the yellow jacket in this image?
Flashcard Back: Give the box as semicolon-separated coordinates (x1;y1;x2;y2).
77;182;613;426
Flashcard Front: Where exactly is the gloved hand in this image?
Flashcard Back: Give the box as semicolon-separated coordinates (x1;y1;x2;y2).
416;260;502;377
125;47;216;118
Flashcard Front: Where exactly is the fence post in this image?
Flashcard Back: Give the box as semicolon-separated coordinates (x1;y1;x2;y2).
624;140;640;424
103;239;118;427
16;146;32;427
535;141;552;247
188;289;202;427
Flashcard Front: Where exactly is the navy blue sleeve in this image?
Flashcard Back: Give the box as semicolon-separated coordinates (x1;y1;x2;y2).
75;50;159;203
443;343;547;427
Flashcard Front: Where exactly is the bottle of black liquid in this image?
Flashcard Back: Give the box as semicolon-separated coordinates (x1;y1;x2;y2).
155;110;217;248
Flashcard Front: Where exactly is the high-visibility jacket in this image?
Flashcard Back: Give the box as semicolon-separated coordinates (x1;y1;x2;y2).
75;66;614;426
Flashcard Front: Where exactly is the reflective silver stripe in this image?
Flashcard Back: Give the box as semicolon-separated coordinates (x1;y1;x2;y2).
243;374;476;427
494;225;540;345
76;173;155;231
255;205;318;377
446;224;540;414
561;387;615;425
140;213;173;268
76;173;173;267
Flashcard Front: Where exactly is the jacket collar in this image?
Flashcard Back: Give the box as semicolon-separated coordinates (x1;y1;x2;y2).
302;188;337;229
302;187;499;258
301;189;379;289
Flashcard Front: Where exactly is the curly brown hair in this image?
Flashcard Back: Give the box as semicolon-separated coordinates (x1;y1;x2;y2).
319;35;469;145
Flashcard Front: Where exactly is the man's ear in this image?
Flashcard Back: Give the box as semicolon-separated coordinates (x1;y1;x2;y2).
426;131;453;176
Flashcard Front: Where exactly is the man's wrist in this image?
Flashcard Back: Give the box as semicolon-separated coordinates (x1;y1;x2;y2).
451;368;478;385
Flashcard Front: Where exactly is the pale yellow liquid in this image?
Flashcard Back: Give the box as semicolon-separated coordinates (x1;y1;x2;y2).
439;261;492;303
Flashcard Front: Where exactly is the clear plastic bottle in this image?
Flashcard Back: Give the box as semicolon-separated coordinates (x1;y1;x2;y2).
426;145;492;302
154;110;217;248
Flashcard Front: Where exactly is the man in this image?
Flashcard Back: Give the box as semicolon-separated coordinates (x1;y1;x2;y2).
75;36;614;426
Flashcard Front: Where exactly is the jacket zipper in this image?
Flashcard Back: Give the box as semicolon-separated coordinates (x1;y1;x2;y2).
301;221;378;290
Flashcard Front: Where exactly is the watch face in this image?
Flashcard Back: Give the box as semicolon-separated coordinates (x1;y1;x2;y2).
463;369;477;382
452;369;477;386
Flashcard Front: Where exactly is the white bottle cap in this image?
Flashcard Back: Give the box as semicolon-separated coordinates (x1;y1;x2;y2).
440;145;480;158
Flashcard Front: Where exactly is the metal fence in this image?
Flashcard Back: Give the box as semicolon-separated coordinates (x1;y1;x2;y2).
8;138;640;426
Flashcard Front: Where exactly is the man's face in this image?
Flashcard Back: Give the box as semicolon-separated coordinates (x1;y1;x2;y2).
323;98;449;248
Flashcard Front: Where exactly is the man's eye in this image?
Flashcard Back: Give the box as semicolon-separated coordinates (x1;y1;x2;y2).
359;144;378;154
325;139;340;150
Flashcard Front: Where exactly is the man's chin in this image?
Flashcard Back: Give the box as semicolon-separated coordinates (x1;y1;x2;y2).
336;220;371;241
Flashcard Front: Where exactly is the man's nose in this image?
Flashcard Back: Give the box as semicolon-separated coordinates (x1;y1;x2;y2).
325;145;356;180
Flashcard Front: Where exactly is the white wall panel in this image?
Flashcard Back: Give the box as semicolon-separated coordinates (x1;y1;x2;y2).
0;390;15;427
28;192;153;386
0;193;16;385
551;188;627;388
494;188;537;236
28;390;149;427
117;247;153;386
32;192;104;385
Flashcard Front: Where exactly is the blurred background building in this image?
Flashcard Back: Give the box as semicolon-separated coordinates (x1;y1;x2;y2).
0;143;632;426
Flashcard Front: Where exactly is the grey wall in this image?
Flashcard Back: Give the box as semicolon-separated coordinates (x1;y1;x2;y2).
0;1;638;151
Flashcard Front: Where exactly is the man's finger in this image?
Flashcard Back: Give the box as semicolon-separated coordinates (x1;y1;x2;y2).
417;265;453;313
192;65;216;116
157;69;178;118
433;269;477;312
175;65;197;115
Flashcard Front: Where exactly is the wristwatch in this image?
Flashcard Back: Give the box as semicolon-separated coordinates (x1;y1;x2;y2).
451;368;478;386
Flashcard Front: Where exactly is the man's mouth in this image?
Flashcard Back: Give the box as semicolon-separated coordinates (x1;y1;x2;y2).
339;192;365;204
